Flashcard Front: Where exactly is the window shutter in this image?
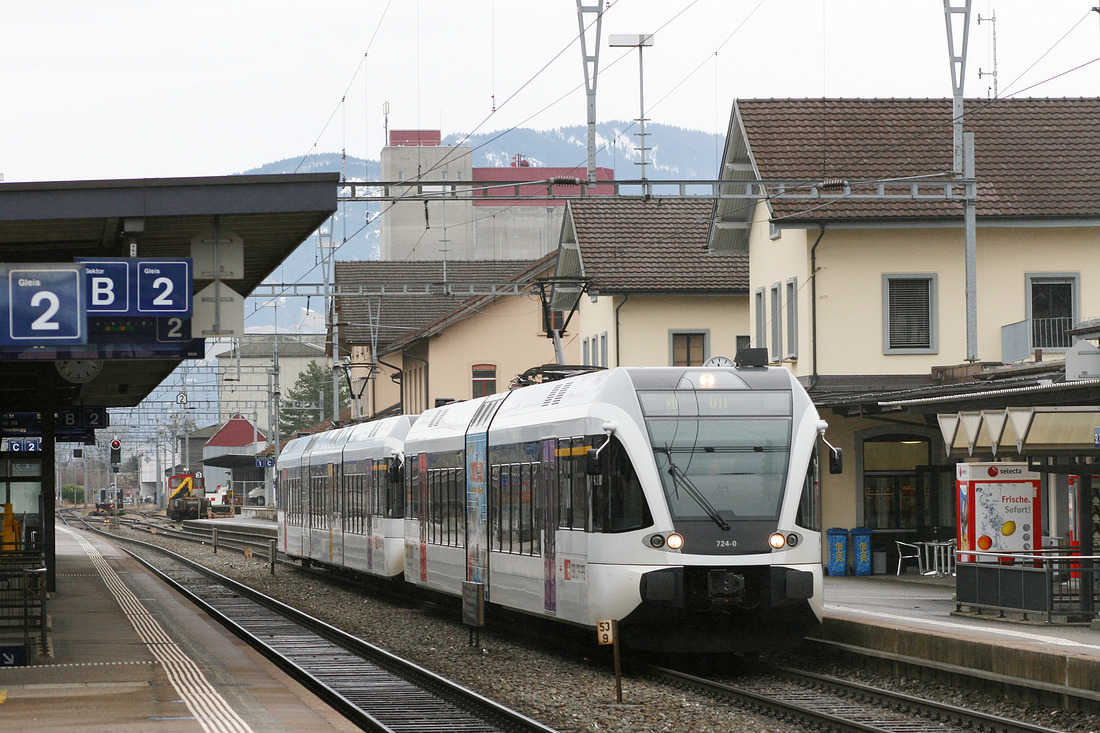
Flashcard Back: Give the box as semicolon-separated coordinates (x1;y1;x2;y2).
889;279;931;349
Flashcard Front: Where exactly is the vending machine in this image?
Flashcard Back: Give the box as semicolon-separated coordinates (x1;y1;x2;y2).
956;462;1042;562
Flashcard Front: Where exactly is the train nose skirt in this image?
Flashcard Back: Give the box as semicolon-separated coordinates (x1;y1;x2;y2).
708;570;746;597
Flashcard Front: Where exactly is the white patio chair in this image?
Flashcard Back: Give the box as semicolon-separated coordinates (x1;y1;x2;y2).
896;540;924;575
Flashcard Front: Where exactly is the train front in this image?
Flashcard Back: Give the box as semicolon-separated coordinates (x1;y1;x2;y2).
614;366;827;653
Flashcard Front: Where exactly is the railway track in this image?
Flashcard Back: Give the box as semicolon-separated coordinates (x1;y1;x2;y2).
85;509;284;560
61;509;1095;731
646;663;1067;733
68;514;556;733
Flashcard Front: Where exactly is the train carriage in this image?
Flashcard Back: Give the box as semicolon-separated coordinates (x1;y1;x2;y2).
340;415;416;577
404;365;835;653
305;427;354;567
279;363;838;654
402;398;487;594
277;431;320;558
279;415;416;578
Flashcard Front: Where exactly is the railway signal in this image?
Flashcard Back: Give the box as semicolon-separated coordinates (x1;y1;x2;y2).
110;438;121;464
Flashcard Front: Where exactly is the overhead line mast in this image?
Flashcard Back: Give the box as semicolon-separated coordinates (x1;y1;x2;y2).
576;0;605;184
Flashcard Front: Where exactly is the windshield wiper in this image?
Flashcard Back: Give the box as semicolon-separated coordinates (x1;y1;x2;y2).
661;447;730;531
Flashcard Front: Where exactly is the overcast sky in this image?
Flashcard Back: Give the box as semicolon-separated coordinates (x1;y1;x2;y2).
3;1;1098;183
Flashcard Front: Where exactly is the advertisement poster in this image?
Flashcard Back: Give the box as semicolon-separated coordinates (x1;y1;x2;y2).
957;462;1041;562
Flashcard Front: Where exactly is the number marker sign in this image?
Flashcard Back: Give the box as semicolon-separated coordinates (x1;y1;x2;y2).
78;258;192;317
0;264;85;346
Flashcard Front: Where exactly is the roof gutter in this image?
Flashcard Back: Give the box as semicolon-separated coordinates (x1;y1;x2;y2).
809;225;826;391
615;294;629;367
376;357;403;416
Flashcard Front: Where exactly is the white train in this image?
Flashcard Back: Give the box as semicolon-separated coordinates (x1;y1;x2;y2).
277;365;840;653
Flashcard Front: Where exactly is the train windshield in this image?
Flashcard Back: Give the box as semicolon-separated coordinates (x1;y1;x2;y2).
639;389;792;523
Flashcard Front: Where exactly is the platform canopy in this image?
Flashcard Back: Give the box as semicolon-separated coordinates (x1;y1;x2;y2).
0;173;338;409
938;406;1100;458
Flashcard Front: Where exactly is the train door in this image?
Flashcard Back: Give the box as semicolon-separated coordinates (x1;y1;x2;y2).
542;438;558;613
466;431;490;591
329;460;344;565
465;393;508;599
301;467;311;557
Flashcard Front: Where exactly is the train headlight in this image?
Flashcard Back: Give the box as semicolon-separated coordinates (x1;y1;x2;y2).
647;534;665;548
769;532;800;550
665;533;684;551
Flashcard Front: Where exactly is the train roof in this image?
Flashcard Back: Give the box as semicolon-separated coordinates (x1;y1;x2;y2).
307;425;355;465
341;414;417;461
403;396;488;450
404;366;803;444
278;431;321;464
494;366;797;421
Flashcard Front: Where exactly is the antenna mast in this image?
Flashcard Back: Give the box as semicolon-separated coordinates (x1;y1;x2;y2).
978;10;998;98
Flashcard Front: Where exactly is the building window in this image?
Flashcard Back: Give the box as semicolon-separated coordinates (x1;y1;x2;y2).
582;338;590;366
545;309;566;334
736;334;751;354
862;434;933;530
600;332;608;367
883;274;938;354
1027;273;1077;350
472;364;496;398
754;288;766;351
785;278;798;360
769;283;782;361
671;331;708;366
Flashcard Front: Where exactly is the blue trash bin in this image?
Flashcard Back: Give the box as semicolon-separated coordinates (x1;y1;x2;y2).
851;527;873;576
826;528;848;576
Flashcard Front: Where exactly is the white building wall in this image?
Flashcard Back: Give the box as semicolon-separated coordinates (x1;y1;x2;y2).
749;217;1100;379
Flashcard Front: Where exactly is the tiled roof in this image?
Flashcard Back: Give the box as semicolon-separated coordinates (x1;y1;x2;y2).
335;260;536;346
382;254;557;353
568;198;747;292
215;334;326;360
735;97;1100;222
206;414;266;447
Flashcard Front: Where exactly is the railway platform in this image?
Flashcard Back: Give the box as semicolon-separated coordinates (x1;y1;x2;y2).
0;524;358;732
817;572;1100;702
5;518;1100;730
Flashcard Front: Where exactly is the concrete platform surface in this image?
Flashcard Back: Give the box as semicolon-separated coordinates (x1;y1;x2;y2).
0;525;358;732
818;573;1100;697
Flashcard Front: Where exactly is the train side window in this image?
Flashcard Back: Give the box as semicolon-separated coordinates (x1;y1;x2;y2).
591;437;652;533
505;464;517;552
522;462;540;556
405;456;420;520
451;467;464;547
490;464;502;552
556;437;589;531
389;460;404;519
796;450;821;531
557;440;571;529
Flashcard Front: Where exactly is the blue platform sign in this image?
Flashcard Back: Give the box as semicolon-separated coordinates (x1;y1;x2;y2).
137;259;191;316
79;258;192;317
0;264;85;346
84;260;130;314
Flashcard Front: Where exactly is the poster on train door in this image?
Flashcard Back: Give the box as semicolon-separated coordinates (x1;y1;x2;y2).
956;462;1041;562
465;432;488;588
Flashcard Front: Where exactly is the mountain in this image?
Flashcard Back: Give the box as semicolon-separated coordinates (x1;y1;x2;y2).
241;122;722;332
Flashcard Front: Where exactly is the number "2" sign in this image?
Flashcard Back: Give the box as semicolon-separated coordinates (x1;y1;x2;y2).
5;266;85;345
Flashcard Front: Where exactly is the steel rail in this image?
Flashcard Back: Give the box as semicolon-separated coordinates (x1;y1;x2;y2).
644;663;1066;733
73;517;555;733
801;636;1100;712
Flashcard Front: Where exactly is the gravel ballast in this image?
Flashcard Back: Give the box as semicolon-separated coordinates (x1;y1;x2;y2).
105;521;1098;732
